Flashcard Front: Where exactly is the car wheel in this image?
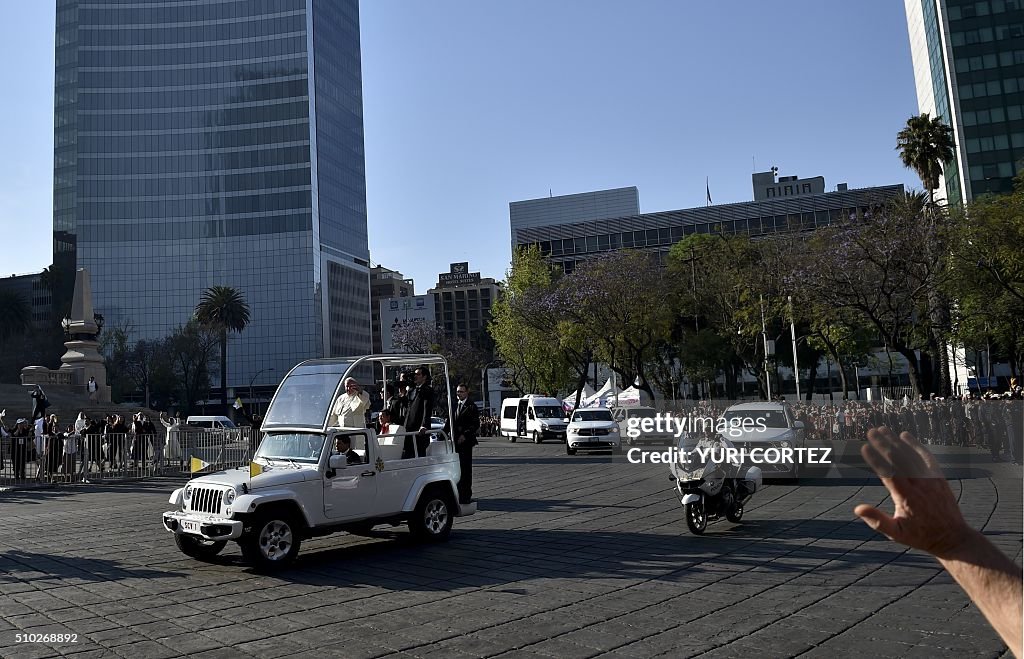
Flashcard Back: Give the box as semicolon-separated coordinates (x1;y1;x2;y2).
533;431;542;444
726;502;744;523
240;511;302;570
174;534;227;561
685;501;707;535
409;489;454;542
566;444;577;456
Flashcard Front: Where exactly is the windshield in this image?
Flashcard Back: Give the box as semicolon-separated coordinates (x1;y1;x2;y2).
534;406;564;419
573;410;613;422
723;409;790;429
255;432;326;463
628;408;658;419
263;361;354;428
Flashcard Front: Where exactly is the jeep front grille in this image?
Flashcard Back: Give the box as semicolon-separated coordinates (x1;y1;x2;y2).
190;487;223;514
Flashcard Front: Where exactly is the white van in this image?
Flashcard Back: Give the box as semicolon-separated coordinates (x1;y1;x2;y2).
499;395;568;443
185;416;237;430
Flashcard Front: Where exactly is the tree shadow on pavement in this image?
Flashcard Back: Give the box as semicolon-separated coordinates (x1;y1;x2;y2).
256;521;938;590
0;478;186;505
0;549;185;583
479;498;632;512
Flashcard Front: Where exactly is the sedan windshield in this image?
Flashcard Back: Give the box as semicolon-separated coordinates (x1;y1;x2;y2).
255;433;326;463
573;410;613;422
723;409;790;429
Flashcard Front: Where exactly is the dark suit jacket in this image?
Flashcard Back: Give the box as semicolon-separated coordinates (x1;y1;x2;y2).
402;384;434;459
404;385;434;434
450;399;480;450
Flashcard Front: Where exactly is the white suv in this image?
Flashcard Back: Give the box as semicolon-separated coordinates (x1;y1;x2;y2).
566;408;621;455
163;355;474;570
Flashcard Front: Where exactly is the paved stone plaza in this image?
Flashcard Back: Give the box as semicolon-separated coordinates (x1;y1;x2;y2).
0;439;1020;659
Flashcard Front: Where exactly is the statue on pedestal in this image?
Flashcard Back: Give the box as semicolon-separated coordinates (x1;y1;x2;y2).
21;268;111;403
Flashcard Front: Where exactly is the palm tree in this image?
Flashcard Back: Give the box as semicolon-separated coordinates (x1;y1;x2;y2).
0;290;31;343
896;113;956;205
194;286;251;414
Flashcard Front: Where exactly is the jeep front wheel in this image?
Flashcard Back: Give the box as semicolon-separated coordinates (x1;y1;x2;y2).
240;513;302;569
409;490;453;541
175;534;227;561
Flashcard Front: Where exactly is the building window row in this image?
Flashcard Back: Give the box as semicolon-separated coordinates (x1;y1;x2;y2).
958;75;1024;99
948;0;1021;20
969;162;1019;181
965;132;1024;153
529;210;864;257
950;23;1024;46
962;105;1024;126
954;49;1024;74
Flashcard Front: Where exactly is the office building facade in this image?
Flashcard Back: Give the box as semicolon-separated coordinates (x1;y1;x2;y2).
53;0;371;395
905;0;1024;203
370;266;414;353
428;263;500;356
511;173;905;273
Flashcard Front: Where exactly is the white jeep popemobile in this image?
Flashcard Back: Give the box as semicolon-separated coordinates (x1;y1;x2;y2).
163;354;475;570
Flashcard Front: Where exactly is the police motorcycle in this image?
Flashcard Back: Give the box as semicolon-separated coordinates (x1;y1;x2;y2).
668;432;762;535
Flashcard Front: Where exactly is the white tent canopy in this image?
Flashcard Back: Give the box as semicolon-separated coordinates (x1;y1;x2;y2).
616;385;643;407
582;378;623;407
563;382;596;410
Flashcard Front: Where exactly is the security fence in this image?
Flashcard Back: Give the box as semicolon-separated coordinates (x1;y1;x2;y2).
0;427;258;489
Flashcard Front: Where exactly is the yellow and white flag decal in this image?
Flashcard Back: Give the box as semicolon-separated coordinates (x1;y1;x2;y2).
190;456;211;473
249;461;264;479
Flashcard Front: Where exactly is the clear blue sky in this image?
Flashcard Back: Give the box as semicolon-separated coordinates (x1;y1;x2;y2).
0;1;921;291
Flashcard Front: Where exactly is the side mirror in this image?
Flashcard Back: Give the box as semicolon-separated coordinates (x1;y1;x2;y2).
793;421;805;430
328;454;347;469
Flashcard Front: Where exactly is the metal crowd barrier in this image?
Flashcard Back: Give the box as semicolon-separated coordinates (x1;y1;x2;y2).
0;427;256;488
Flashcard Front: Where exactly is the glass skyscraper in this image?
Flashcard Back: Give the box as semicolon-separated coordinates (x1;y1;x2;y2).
53;0;371;396
905;0;1024;203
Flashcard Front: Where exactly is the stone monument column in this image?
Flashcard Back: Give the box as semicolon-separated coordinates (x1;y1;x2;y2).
58;269;111;402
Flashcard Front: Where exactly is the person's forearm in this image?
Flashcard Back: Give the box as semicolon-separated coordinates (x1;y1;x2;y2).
937;529;1023;657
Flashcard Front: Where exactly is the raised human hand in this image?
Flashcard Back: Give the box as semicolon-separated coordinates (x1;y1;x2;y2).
854;427;973;559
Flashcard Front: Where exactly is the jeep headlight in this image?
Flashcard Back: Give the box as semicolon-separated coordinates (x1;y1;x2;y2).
224;488;236;505
183;485;193;501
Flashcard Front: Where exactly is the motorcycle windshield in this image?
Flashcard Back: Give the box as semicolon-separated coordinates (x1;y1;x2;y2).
673;435;738;482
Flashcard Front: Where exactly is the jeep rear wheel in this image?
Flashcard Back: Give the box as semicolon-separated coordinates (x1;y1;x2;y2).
409;489;453;541
240;512;302;569
175;534;227;561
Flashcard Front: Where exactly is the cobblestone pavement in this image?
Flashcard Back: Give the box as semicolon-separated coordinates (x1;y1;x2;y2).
0;439;1020;659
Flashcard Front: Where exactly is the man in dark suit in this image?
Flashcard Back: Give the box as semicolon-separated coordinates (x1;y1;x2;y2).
449;383;479;504
402;366;434;459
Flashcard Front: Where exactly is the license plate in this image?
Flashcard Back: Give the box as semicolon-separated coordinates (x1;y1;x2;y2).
180;520;200;533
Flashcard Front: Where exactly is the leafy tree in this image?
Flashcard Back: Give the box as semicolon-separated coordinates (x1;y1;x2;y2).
194;286;251;414
99;319;134;403
896;113;956;205
791;200;951;397
167;320;218;414
489;246;573;396
0;290;30;343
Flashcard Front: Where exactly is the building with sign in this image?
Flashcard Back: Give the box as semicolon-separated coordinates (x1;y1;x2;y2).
905;0;1024;203
380;294;435;353
370;266;414;353
510;171;904;273
428;263;500;356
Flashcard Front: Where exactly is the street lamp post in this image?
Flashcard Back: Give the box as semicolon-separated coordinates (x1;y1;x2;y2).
853;362;861;400
249;368;275;417
481;360;499;414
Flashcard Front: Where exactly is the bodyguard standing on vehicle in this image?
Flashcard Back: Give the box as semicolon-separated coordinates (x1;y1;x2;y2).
449;384;479;504
403;366;434;459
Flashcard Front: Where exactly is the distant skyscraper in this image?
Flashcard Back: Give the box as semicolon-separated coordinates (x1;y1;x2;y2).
905;0;1024;203
53;0;371;395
